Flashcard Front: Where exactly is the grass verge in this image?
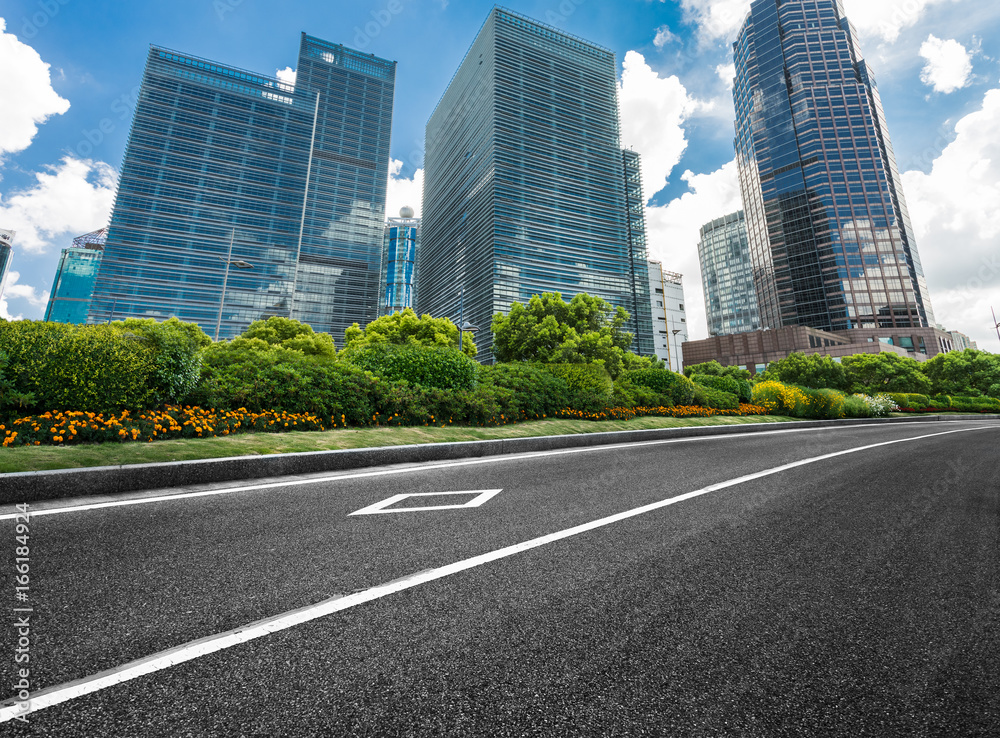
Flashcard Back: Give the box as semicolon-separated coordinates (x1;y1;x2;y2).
0;415;798;474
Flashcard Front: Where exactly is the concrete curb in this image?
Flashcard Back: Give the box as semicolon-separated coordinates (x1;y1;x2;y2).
2;414;998;505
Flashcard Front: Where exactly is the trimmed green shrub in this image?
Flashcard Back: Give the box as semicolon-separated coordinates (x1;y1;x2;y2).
623;368;696;406
344;344;478;391
683;360;751;382
691;373;741;398
478;363;571;418
930;394;953;409
538;363;614;412
0;320;158;413
119;318;212;404
843;394;873;418
804;388;847;420
192;339;380;424
692;385;739;410
951;396;1000;413
758;352;851;391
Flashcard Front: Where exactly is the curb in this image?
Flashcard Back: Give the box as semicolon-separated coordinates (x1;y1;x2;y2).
2;414;998;505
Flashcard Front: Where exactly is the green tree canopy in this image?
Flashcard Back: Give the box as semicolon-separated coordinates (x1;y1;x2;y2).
343;308;476;357
841;351;931;394
118;317;212;403
490;292;637;378
758;352;850;391
921;348;1000;397
240;317;337;359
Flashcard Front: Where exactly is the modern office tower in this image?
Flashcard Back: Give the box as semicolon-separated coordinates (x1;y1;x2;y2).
419;8;654;361
45;229;107;324
379;206;420;316
622;150;656;356
734;0;934;333
698;211;761;336
0;229;13;300
647;261;687;372
88;34;395;340
941;327;977;351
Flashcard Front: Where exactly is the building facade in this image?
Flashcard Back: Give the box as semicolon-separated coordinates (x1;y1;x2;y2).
88;35;395;340
380;207;420;316
944;328;978;351
419;8;654;361
0;229;14;300
734;0;934;334
45;229;107;324
648;261;687;372
698;211;761;336
683;324;955;375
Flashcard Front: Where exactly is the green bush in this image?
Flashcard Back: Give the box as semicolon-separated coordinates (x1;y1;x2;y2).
478;363;571;418
540;363;614;412
951;396;1000;413
843;394;873;418
344;344;478;391
691;373;740;398
623;368;696;406
803;388;847;420
241;316;337;359
119;318;211;404
692;385;739;410
0;320;158;413
192;339;379;424
930;394;953;409
758;352;851;391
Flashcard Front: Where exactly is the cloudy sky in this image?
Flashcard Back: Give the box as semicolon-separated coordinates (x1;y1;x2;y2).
2;0;999;350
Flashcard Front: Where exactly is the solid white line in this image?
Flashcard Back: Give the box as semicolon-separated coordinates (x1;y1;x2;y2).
0;420;957;520
0;424;993;722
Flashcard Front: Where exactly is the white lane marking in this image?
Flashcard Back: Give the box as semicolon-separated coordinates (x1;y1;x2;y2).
0;421;960;520
0;424;993;722
349;489;503;515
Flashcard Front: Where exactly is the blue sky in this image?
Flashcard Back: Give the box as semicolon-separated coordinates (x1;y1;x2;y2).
2;0;1000;350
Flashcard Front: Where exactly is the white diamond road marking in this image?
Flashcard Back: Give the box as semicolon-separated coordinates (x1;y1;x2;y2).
349;489;503;516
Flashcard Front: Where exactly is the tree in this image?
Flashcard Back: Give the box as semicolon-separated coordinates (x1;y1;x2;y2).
241;317;337;359
490;292;636;378
342;308;476;358
758;352;850;391
118;317;212;403
841;352;931;394
921;348;1000;397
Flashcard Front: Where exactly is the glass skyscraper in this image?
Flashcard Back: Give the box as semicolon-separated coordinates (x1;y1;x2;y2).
698;211;762;336
0;229;13;301
734;0;934;333
379;207;420;316
419;8;654;361
89;34;395;340
45;229;107;324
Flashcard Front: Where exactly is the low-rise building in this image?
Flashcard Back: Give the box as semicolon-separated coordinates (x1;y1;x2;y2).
682;325;955;375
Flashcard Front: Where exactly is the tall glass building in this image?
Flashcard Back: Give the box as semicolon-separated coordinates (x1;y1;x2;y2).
88;34;395;340
45;229;107;324
698;211;762;336
734;0;934;333
379;207;420;316
419;8;654;361
0;229;13;301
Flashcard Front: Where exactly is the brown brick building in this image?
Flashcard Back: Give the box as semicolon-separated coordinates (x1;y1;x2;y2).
682;325;955;376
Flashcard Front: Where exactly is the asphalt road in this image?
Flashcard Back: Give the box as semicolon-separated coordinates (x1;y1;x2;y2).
1;420;998;737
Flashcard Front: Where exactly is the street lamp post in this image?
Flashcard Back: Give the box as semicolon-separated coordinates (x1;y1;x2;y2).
456;286;479;354
993;306;1000;344
214;228;255;341
671;329;682;372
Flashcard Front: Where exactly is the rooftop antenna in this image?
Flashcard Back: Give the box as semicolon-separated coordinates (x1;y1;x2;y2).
993;306;1000;344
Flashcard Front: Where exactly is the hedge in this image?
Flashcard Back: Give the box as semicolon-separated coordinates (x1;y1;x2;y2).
343;343;478;391
622;368;696;407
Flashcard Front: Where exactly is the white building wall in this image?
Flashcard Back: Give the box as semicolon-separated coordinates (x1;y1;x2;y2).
648;260;688;373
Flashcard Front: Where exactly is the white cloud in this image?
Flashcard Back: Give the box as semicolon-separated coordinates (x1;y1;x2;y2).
654;25;679;48
842;0;960;43
619;51;704;202
676;0;960;44
902;84;1000;351
919;35;973;93
645;160;743;341
0;18;71;156
0;156;117;254
0;271;49;321
385;159;423;219
715;62;736;85
275;67;296;87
